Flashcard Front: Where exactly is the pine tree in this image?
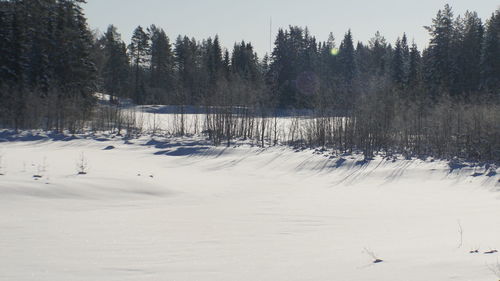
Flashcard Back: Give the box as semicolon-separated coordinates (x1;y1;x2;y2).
367;31;389;76
128;26;150;104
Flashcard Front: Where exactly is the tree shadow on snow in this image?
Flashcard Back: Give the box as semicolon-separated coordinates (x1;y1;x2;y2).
154;147;211;156
143;139;209;149
0;130;82;142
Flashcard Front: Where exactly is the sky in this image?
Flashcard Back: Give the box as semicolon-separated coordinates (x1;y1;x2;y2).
83;0;500;57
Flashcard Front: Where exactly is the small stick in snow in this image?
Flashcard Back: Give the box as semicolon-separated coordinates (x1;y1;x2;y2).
0;154;4;175
457;220;463;248
364;247;383;264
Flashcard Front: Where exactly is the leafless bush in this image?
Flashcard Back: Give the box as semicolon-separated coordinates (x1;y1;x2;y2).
0;154;4;176
76;153;88;175
33;157;48;178
488;261;500;280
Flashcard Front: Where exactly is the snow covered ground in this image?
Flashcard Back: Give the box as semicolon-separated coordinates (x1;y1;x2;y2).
0;132;499;281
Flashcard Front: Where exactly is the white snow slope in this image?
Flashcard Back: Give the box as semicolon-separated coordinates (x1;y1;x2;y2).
0;133;499;281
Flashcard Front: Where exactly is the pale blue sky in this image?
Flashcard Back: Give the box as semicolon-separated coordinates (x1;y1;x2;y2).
83;0;499;56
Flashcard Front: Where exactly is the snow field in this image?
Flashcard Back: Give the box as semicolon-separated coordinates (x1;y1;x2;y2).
0;134;499;281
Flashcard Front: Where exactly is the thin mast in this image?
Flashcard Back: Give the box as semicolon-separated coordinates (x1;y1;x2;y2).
269;17;272;54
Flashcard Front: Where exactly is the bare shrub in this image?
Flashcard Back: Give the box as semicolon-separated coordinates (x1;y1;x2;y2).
76;153;88;175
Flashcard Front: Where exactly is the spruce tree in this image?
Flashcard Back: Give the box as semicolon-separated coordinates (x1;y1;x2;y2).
102;25;129;102
269;28;292;107
391;37;405;86
459;11;484;95
231;41;259;81
338;30;356;86
480;10;500;95
425;4;455;95
407;42;421;87
205;35;223;92
149;25;174;103
222;49;231;80
0;3;12;87
175;36;199;104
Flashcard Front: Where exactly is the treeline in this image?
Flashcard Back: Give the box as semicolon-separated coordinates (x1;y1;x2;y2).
0;1;499;161
91;24;266;107
88;4;500;109
0;0;96;131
